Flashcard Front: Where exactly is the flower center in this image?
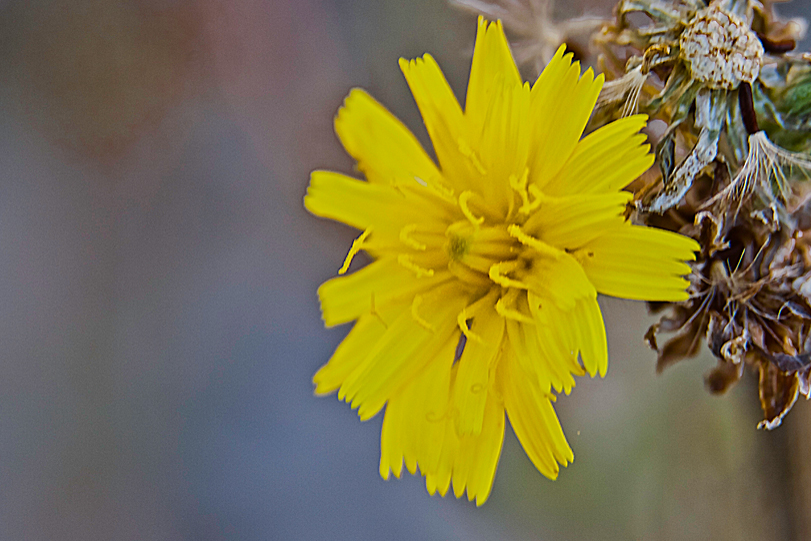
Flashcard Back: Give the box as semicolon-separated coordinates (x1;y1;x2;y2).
445;221;519;278
679;3;763;90
444;215;564;295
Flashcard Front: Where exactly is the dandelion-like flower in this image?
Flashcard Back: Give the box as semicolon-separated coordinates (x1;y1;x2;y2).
306;18;698;504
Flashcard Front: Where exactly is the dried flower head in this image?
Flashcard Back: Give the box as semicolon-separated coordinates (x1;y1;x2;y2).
307;18;697;503
595;0;772;213
678;2;763;89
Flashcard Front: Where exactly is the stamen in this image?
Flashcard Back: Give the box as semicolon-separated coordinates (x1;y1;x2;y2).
489;260;530;290
399;224;427;251
509;168;532;214
457;138;487;175
458;191;485;226
507;225;563;260
338;228;372;275
525;184;544;213
495;295;535;324
397;254;435;278
456;310;484;344
411;295;435;332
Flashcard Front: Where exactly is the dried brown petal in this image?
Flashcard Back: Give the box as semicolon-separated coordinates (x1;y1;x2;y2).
705;360;744;394
656;324;704;373
757;360;800;430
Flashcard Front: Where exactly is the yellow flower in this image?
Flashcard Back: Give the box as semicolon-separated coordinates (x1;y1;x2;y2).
305;18;698;505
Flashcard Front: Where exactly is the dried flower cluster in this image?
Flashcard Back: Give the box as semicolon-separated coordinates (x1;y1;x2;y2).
598;0;811;429
455;0;811;428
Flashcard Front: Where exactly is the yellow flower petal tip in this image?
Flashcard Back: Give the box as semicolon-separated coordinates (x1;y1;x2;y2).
307;18;696;504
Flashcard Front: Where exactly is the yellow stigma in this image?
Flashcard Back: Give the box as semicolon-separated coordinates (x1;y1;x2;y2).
338;228;372;275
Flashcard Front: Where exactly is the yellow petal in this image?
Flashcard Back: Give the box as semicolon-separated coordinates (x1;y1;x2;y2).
305;170;405;234
527;291;586;388
547;115;653;196
571;296;608;377
453;292;505;436
501;352;574;478
524;251;596;312
318;257;452;327
523;192;631;250
379;334;457;480
305;170;452;239
474;79;532;216
465;18;521;135
451;391;505;506
502;295;577;395
528;45;604;189
339;284;469;420
398;54;466;191
313;308;398;396
576;226;698;301
335;88;442;187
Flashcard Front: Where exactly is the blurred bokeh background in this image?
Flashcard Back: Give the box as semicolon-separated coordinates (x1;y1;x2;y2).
1;0;811;539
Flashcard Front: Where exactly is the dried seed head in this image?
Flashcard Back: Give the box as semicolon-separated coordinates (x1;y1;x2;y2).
679;3;764;89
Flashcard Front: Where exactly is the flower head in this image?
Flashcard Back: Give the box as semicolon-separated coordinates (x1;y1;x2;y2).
306;18;698;505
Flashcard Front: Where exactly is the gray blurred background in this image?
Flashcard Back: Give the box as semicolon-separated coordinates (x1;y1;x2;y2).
0;0;810;539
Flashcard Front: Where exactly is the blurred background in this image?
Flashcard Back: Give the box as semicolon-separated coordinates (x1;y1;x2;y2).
1;0;811;539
